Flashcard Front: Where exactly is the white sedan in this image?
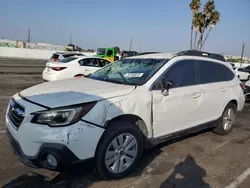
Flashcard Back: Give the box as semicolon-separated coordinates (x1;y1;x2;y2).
43;56;111;81
234;67;250;81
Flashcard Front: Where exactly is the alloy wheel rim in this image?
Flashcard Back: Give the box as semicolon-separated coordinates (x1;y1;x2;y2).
223;108;235;131
105;133;138;174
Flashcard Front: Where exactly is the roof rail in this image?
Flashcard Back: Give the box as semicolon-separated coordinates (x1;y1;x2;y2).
174;50;226;62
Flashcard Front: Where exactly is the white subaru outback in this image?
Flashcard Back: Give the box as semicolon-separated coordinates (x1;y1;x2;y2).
6;51;245;179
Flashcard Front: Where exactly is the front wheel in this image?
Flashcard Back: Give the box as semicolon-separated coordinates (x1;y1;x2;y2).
95;120;143;179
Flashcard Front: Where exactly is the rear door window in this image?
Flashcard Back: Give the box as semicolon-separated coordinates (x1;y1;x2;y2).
79;58;100;67
198;61;234;84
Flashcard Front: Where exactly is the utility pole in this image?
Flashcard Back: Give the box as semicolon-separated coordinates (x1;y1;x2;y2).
129;38;132;51
27;29;31;43
139;40;141;53
70;32;72;44
240;42;246;67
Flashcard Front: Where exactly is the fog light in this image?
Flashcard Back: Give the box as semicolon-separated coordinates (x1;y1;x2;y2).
47;154;57;167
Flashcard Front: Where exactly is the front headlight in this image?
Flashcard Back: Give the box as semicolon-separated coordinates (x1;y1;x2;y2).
31;102;96;127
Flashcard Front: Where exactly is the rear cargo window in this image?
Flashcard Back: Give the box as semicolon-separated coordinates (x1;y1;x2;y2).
63;54;83;58
51;54;59;59
59;57;78;63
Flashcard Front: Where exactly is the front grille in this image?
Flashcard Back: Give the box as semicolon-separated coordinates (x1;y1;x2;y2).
8;99;25;129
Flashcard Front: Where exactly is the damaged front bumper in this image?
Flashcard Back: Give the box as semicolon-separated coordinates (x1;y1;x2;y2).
7;130;80;170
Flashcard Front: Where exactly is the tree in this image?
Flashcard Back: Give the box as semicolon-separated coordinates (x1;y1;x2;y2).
201;10;220;49
189;0;220;50
189;0;201;50
197;0;215;50
193;12;202;49
194;12;206;50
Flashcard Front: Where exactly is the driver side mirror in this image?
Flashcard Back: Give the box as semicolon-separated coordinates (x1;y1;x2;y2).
161;79;173;96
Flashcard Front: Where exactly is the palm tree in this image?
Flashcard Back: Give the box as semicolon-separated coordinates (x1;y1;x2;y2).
193;12;201;50
203;0;215;18
201;10;220;49
189;0;201;50
195;12;206;50
197;0;215;50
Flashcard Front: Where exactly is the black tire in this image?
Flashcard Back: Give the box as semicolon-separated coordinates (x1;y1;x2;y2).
212;103;236;135
95;120;143;179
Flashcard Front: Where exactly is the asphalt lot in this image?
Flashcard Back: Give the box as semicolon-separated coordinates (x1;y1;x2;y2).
1;58;250;188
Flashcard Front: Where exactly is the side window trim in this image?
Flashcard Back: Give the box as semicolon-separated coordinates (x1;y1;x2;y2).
150;59;199;90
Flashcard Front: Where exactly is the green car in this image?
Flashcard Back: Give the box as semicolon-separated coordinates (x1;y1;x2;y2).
96;47;120;62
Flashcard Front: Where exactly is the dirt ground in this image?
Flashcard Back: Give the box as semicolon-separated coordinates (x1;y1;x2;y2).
1;58;250;188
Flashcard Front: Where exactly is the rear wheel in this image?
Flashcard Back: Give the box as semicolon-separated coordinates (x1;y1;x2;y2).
213;103;236;135
95;120;143;179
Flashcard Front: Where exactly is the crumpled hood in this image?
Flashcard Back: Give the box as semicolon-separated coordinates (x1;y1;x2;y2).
20;78;135;108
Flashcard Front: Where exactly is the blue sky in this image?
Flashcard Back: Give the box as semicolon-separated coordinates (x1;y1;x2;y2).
1;0;250;56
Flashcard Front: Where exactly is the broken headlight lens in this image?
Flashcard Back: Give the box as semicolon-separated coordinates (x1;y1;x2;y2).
31;102;96;126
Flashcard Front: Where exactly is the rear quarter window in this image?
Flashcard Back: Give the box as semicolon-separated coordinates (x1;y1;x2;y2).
198;61;234;84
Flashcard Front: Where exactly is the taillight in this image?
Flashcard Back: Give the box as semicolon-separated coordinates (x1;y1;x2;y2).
51;67;67;71
240;83;244;89
53;58;58;62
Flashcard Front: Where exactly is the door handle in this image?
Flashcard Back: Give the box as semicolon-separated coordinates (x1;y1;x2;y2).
192;93;201;98
221;88;227;92
85;69;90;71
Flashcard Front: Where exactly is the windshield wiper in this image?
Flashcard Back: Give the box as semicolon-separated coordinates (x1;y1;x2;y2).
117;71;130;84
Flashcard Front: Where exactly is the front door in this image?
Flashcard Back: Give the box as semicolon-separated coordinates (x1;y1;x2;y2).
151;60;203;138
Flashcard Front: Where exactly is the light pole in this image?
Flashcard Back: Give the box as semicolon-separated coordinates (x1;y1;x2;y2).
129;38;132;51
240;42;246;67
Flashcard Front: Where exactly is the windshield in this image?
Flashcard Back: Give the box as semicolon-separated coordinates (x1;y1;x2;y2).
89;58;168;85
97;48;106;55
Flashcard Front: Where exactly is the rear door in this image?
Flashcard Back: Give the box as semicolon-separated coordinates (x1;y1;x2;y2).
197;60;235;122
78;58;101;75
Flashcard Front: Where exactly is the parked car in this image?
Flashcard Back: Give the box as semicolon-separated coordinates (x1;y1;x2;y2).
43;56;111;81
6;50;245;179
139;52;161;55
121;51;139;58
49;52;84;62
244;65;250;73
234;67;250;81
243;80;250;101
